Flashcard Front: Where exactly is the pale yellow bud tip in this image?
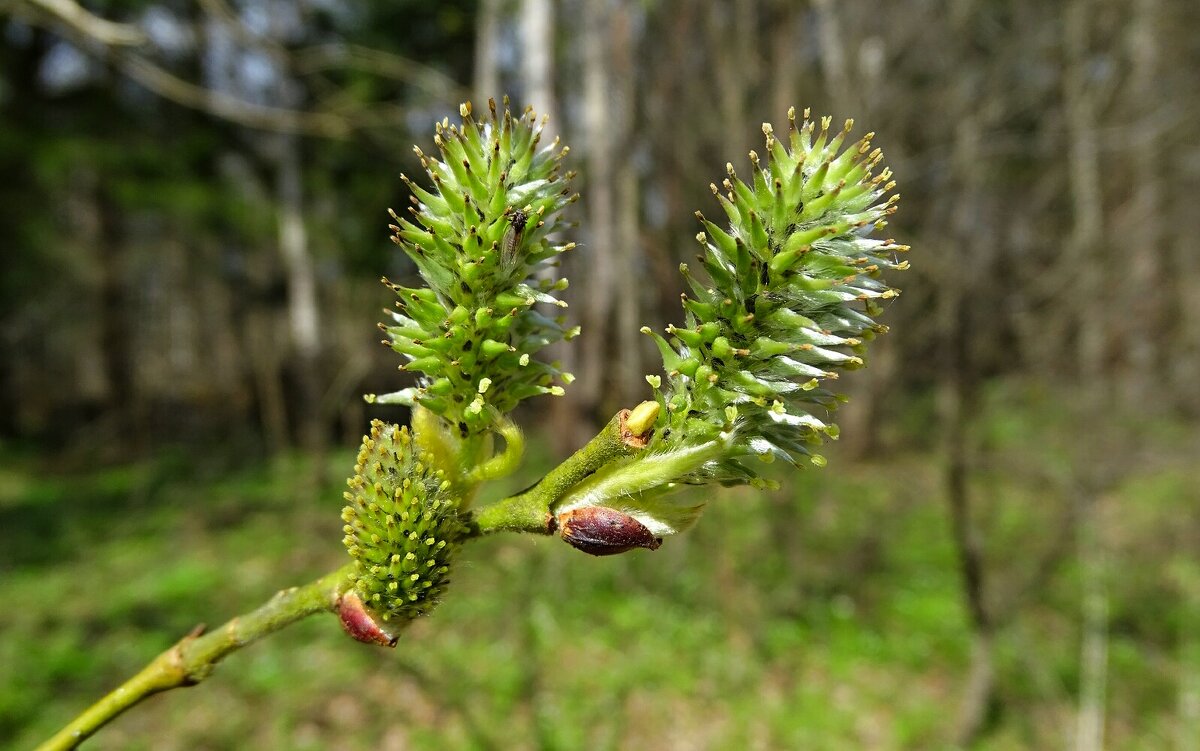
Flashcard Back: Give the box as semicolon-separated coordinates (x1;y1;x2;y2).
625;400;662;436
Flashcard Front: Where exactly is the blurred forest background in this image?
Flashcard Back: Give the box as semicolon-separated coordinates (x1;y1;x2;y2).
2;0;1199;749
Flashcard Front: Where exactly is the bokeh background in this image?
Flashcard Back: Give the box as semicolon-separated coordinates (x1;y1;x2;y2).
3;0;1199;748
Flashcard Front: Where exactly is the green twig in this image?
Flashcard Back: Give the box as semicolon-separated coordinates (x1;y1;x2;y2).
464;416;526;486
35;564;355;751
469;406;654;535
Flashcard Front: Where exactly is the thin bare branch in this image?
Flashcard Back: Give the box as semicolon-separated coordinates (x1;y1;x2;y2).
23;0;144;46
197;0;288;64
295;43;469;100
116;52;353;137
13;0;354;137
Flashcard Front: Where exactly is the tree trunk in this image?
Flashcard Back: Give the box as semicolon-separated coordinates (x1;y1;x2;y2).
520;0;588;444
944;350;994;744
520;0;556;124
1121;0;1164;408
1063;3;1111;748
812;0;891;459
1074;488;1110;751
612;1;642;408
939;93;998;744
474;0;502;104
96;185;137;453
246;311;289;455
275;135;324;457
577;0;616;416
1063;0;1107;390
768;0;800;121
706;0;755;158
1179;579;1200;751
812;0;853;113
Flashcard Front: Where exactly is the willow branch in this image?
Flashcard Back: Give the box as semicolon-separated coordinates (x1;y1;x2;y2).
469;406;656;535
35;564;355;751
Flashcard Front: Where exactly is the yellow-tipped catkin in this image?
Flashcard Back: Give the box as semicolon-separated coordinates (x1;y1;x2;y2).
643;107;907;484
370;98;578;439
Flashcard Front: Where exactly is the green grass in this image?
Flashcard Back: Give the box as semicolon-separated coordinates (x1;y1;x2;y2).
2;395;1198;749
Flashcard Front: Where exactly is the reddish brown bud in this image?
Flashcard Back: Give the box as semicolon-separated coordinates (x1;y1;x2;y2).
557;506;663;556
337;591;403;647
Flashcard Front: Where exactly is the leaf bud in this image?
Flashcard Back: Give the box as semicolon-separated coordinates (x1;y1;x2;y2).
556;507;663;557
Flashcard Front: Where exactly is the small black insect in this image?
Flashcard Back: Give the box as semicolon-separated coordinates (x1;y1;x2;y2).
501;210;529;267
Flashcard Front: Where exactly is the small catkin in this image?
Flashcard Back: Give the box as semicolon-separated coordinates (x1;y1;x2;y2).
341;420;465;627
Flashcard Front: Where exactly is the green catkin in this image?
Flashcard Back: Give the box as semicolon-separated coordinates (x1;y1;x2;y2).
342;420;465;623
368;99;579;438
644;108;907;485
